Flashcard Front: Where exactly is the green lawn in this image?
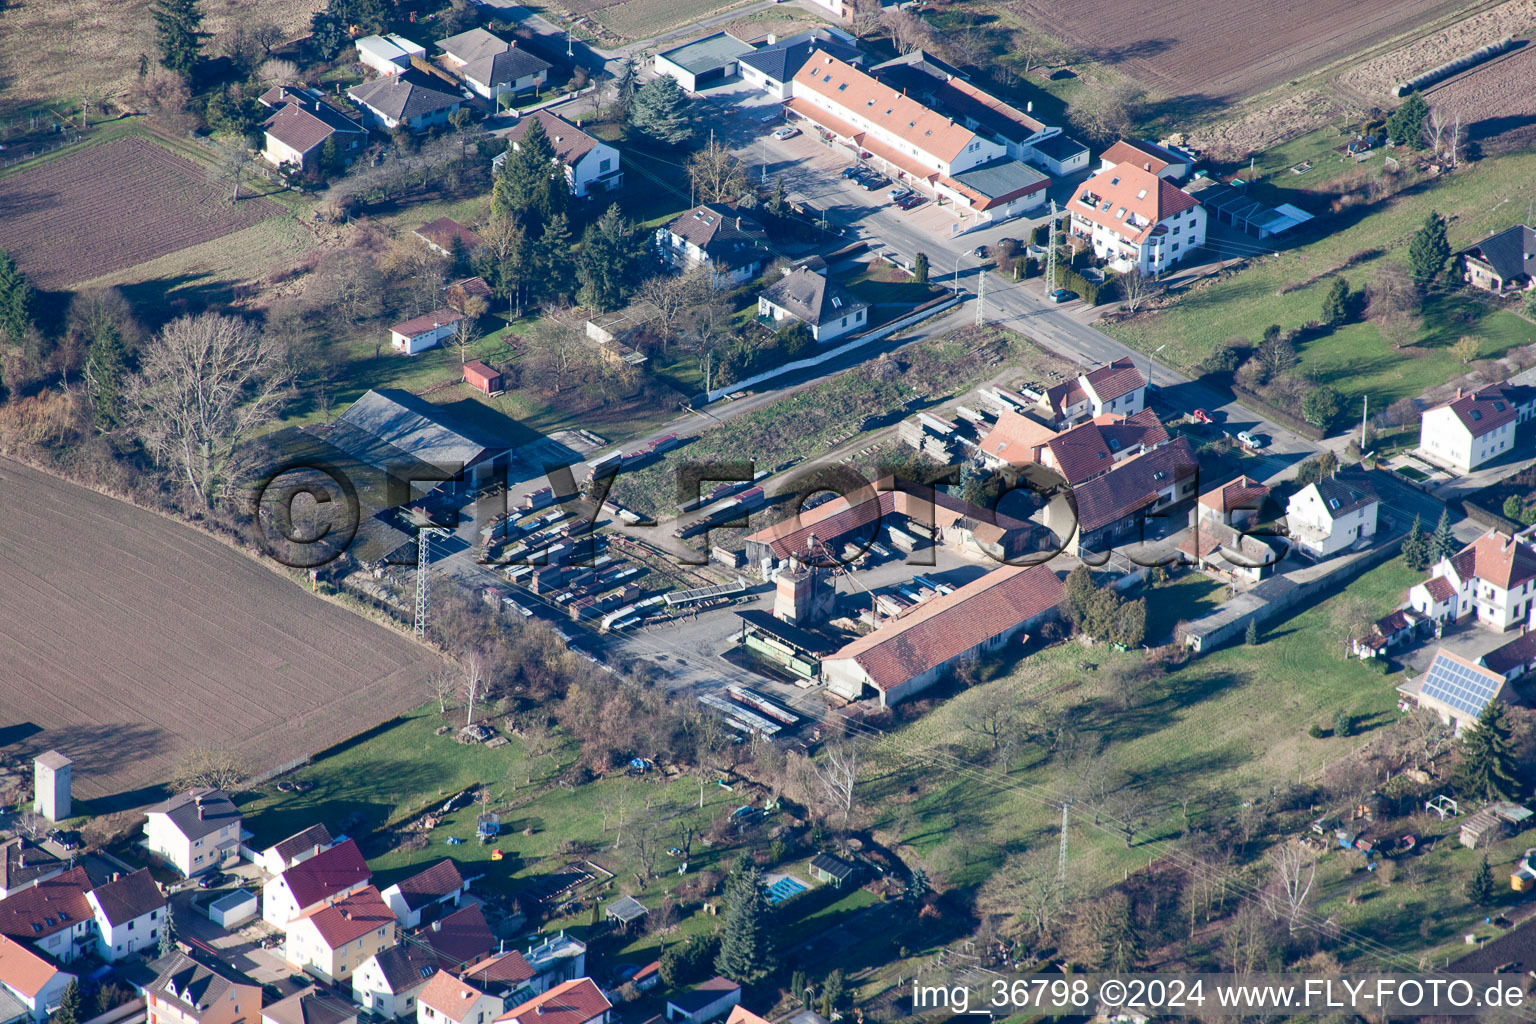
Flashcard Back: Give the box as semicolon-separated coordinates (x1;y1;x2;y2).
865;557;1422;898
1106;147;1536;409
1141;572;1229;644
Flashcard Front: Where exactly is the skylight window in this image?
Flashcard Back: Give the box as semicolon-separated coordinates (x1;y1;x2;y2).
1136;188;1148;199
1470;409;1483;421
1110;176;1120;186
1115;208;1126;219
838;83;847;91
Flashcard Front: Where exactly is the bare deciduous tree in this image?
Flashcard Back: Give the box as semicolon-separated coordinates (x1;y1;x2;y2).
426;662;457;713
846;0;882;39
882;8;932;54
686;140;752;204
1118;268;1159;312
813;741;860;837
451;317;483;368
259;58;299;85
1268;841;1317;934
125;313;291;507
461;649;486;728
171;746;247;792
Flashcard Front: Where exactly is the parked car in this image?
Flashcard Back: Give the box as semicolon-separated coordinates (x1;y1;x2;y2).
862;176;890;191
1049;288;1077;303
896;195;926;210
1237;431;1267;449
1191;408;1214;424
841;166;861;179
973;244;990;258
771;125;801;140
196;871;228;889
889;187;913;202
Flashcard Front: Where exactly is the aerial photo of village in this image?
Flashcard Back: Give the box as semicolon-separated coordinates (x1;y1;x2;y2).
1;0;1536;1016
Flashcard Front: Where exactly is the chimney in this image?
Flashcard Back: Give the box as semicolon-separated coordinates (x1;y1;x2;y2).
736;216;742;229
17;852;24;867
113;872;121;882
432;921;443;932
198;806;206;820
1144;161;1151;171
1457;387;1463;399
766;32;777;44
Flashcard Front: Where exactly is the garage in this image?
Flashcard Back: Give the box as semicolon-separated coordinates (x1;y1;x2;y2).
653;32;756;92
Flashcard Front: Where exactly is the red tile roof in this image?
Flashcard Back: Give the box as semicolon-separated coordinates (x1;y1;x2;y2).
1082;357;1146;405
88;868;165;927
0;934;61;998
1099;139;1185;174
270;824;334;863
419;903;492;968
496;978;611;1024
1072;164;1199;243
298;886;394;948
792;51;977;164
978;409;1056;465
281;839;370;911
1044;378;1087;418
392;309;467;339
1423;575;1457;603
1435;386;1520;437
1199;474;1270;514
826;564;1063;691
1452;531;1536;591
418;971;491;1023
0;866;92;943
392;860;464;912
462;950;533;987
724;1010;771;1024
1071;436;1198;535
505;110;600;167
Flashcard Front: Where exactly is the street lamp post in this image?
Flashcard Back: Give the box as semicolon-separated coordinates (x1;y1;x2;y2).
952;250;973;293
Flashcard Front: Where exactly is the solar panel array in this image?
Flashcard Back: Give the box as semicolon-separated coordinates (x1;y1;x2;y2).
1420;653;1502;717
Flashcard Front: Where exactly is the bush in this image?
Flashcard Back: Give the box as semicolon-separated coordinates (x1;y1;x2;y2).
1030;224;1047;247
1022;257;1040;279
1308;724;1328;739
1333;710;1354;737
1056;267;1101;305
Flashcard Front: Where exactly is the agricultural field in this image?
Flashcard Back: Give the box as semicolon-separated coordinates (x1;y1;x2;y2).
1335;0;1536;103
1010;0;1465;100
0;457;442;809
1425;43;1536;152
540;0;754;44
0;136;282;290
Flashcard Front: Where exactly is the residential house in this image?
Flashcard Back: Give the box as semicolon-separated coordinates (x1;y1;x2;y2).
0;866;93;964
143;790;242;877
656;205;772;287
1176;523;1284;584
263;838;371;930
1046;436;1200;556
1397;648;1514;734
463;933;585;1002
869;50;1087;177
1484;629;1536;682
1196;475;1270;529
808;853;857;887
723;1011;770;1024
1070;162;1205;274
493;979;611;1024
252;824;334;876
1035;357;1148;427
438;31;551;101
822;563;1063;706
1418;383;1536;472
286;886;397;984
459;953;534;1003
261;94;366;170
665;979;740;1024
652;33;755;92
1037;409;1168;486
0;936;72;1023
356;34;427;76
264;988;360;1024
756;267;869;343
381;861;467;930
977;409;1057;469
353;941;440;1017
0;842;63;900
737;29;863;101
144;950;262;1024
415;904;492;971
1352;608;1430;659
417;972;502;1024
1461;225;1536;295
86;869;166;961
1098;139;1191;181
500;111;622;197
348;74;462;132
1409;529;1536;632
1283;472;1379;561
416;218;484;258
390;310;468;356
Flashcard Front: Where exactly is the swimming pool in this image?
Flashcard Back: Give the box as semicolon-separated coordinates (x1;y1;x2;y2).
765;875;808;905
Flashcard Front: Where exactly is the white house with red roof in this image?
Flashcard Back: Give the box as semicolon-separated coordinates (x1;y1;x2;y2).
1196;475;1270;530
1070;162;1205;273
418;972;502;1024
391;310;468;356
494;979;610;1024
1034;357;1148;428
86;869;167;961
821;563;1063;705
253;824;334;876
499;112;621;198
977;409;1057;469
1410;529;1536;632
0;936;74;1022
284;886;398;983
1037;409;1168;486
381;860;467;930
1097;139;1191;182
1418;383;1535;472
263;839;371;930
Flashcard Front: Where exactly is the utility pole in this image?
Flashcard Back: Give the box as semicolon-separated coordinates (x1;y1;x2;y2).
1361;394;1368;451
975;267;986;326
1057;798;1074;881
566;26;573;57
1046;199;1058;293
413;527;451;640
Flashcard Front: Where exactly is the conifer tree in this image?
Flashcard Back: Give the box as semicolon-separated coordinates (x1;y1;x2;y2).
1457;701;1520;802
152;0;203;74
715;867;774;983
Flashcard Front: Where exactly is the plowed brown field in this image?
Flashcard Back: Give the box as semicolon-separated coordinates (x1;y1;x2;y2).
0;458;440;807
1425;43;1536;152
1013;0;1466;99
0;137;280;290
